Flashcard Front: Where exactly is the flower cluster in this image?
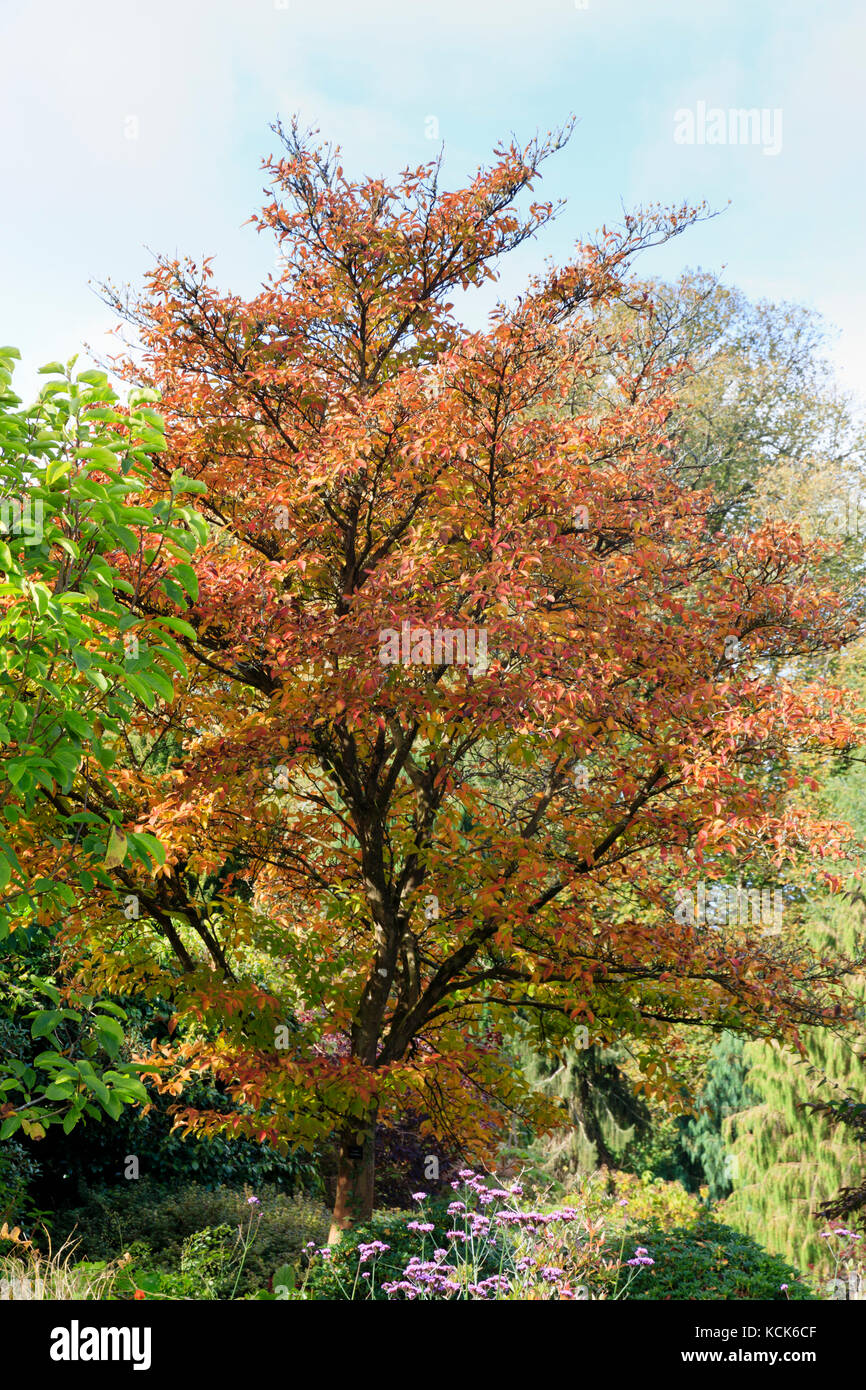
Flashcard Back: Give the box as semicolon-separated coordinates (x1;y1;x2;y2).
357;1240;390;1263
382;1253;462;1299
626;1246;655;1268
303;1168;657;1301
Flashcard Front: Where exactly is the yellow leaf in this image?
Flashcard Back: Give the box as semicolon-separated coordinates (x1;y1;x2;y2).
103;826;128;869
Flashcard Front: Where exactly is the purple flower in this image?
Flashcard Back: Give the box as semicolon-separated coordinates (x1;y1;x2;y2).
382;1280;419;1299
407;1221;435;1233
411;1192;427;1202
247;1196;260;1205
467;1274;511;1299
358;1240;390;1262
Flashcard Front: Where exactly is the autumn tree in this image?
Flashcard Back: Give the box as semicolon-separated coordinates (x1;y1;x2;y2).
40;119;866;1239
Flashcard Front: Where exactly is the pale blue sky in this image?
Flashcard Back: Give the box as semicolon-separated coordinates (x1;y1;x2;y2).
2;0;864;403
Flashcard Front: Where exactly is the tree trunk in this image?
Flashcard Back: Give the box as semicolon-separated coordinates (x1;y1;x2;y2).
327;1110;377;1244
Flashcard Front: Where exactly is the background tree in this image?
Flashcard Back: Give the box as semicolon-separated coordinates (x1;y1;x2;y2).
723;656;866;1274
502;272;866;1180
677;1031;754;1201
576;271;866;543
508;1036;651;1184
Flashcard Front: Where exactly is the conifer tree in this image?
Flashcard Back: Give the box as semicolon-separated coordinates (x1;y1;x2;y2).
724;702;866;1273
679;1032;754;1202
513;1040;650;1183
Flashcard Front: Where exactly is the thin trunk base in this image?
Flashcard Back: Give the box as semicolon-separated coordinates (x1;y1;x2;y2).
328;1118;376;1244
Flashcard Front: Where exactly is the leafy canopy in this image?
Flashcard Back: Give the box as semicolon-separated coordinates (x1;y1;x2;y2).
34;123;866;1186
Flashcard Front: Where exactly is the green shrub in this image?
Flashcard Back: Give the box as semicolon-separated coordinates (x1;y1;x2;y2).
558;1170;707;1237
49;1181;330;1297
113;1227;244;1300
0;1139;47;1230
610;1171;707;1231
29;1083;323;1200
616;1217;816;1300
